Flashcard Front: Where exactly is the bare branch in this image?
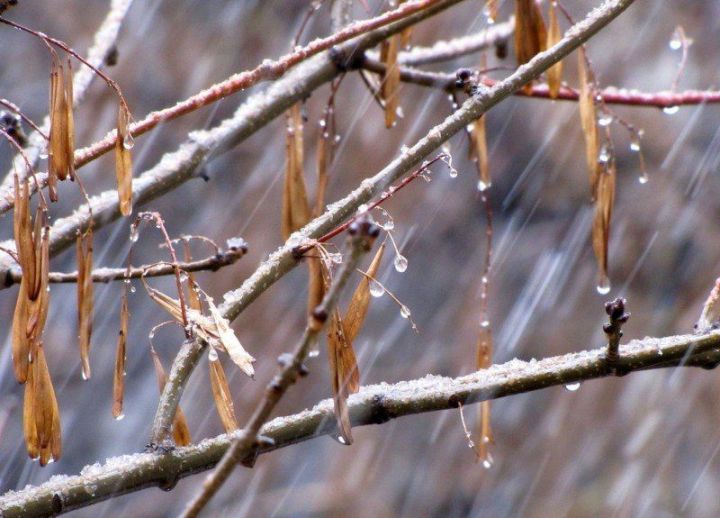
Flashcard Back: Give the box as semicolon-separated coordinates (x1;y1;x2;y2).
2;330;718;517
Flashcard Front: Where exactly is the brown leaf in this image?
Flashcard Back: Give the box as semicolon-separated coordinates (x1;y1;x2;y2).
150;346;191;446
578;48;599;198
471;116;491;191
380;35;401;128
182;241;202;312
209;356;239;433
314;130;331;218
546;1;563;99
23;342;62;465
115;104;133;216
112;290;128;419
592;163;616;292
344;243;385;345
475;326;493;464
77;229;94;380
12;279;30;383
281;103;310;240
484;0;499;22
206;297;255;377
515;0;547;93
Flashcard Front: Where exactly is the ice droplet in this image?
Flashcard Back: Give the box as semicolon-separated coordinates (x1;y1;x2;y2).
638;172;649;184
208;348;219;362
565;382;581;392
477;180;491;192
394;254;408;273
400;305;411;319
480;320;490;328
663;105;679;115
598;143;611;164
308;349;320;358
598;113;613;127
115;413;125;421
369;280;385;298
122;133;135;150
596;278;611;295
669;29;682;50
629;138;641;152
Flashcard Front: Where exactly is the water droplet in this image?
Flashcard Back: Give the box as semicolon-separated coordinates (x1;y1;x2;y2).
39;152;48;159
330;253;343;264
308;349;320;358
369;280;385;298
81;370;88;381
129;230;139;242
208;348;219;362
394;254;408;273
334;134;341;143
179;272;188;283
629;139;641;152
395;106;404;119
477;180;491;192
638;172;649;184
400;305;411;319
598;113;613;127
598;143;611;164
400;145;410;154
663;105;679;115
596;278;611;295
122;134;135;150
448;167;458;179
565;382;581;391
669;29;682;50
482;455;494;469
318;119;326;128
129;285;136;293
115;413;125;421
337;435;347;445
480;320;490;328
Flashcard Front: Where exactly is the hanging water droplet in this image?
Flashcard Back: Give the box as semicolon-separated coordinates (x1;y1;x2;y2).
394;254;408;273
663;105;679;115
400;305;411;319
81;370;88;381
565;382;581;391
598;143;611;163
208;348;219;362
122;133;135;150
318;119;326;128
115;413;125;421
369;280;385;298
596;278;611;295
334;134;341;144
629;138;641;152
477;180;491;192
377;207;394;230
482;455;494;469
129;285;136;293
179;272;188;283
39;151;48;159
330;253;343;264
337;435;347;445
669;29;682;50
598;113;613;127
638;172;649;184
480;320;490;328
395;106;404;119
308;349;320;358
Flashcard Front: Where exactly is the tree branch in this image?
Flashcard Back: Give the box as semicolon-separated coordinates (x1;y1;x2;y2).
2;329;718;518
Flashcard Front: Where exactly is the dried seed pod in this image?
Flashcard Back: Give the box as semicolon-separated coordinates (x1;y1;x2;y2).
380;34;402;128
112;290;129;419
546;1;563;99
578;48;599;198
182;241;202;312
48;57;75;195
514;0;547;94
77;229;94;380
475;326;494;464
592;163;616;293
150;346;191;446
281;103;310;240
23;342;62;466
115;104;133;216
208;356;239;433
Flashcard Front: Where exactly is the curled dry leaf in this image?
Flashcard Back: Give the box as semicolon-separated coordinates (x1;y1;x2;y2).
150;346;191;446
281;103;310;241
514;0;547;94
112;289;129;419
146;285;256;377
471;116;490;191
546;1;563;99
77;228;94;380
380;34;401;128
115;104;133;216
208;356;239;433
48;56;75;199
592;163;616;293
326;243;385;444
578;48;600;198
23;342;62;466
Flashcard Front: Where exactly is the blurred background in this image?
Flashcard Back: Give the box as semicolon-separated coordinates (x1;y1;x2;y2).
1;0;720;516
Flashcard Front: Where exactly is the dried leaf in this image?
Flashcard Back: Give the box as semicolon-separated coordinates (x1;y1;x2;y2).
23;342;62;465
314;130;332;218
475;326;493;464
380;35;401;128
471;116;490;191
112;290;128;419
344;243;385;344
182;242;202;312
115;104;133;216
206;297;255;377
77;229;94;380
281;103;310;240
12;280;30;383
592;163;616;292
514;0;547;93
578;48;599;198
546;2;563;99
307;256;327;316
150;346;191;446
209;357;239;433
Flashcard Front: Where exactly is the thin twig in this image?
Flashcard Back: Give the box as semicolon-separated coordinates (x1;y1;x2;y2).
2;329;720;518
181;223;376;518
